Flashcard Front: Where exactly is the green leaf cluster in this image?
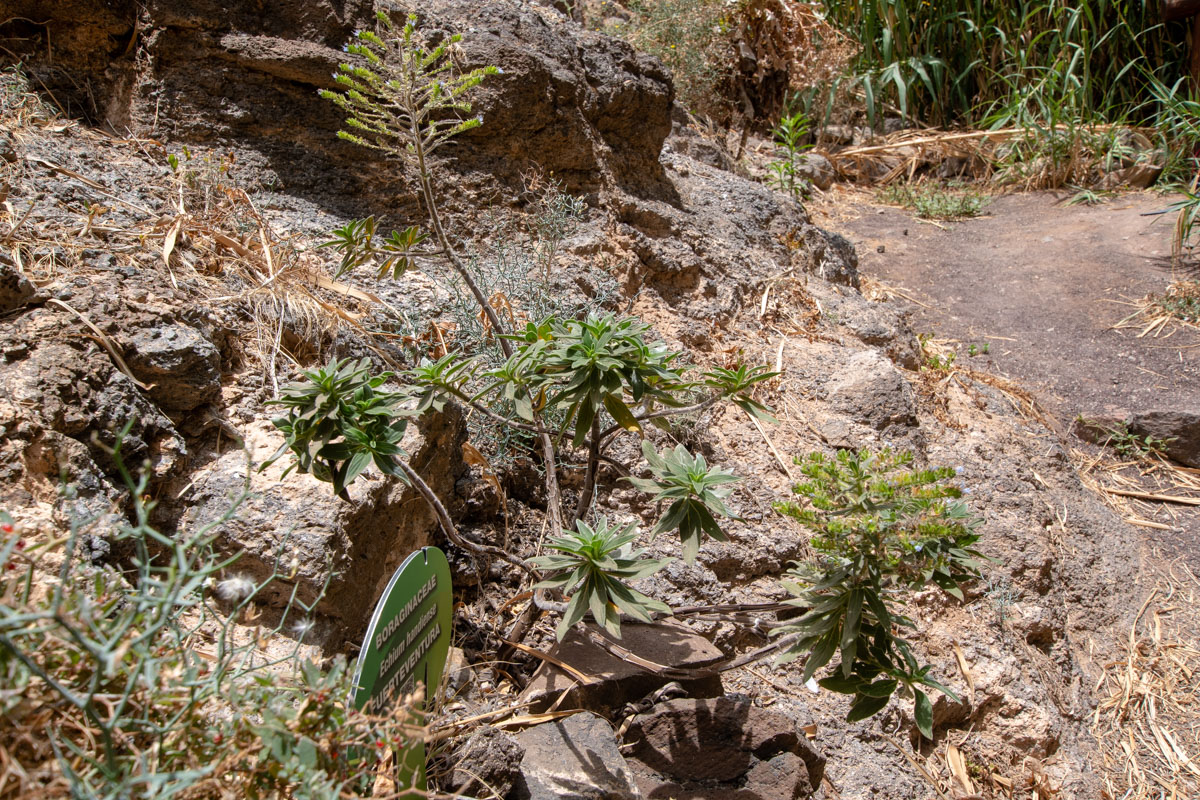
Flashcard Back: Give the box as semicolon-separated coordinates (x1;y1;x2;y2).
407;352;479;414
703;363;778;421
627;441;740;564
766;110;813;201
319;12;499;161
266;358;414;496
530;517;672;640
495;313;691;446
318;216;429;280
773;448;985;738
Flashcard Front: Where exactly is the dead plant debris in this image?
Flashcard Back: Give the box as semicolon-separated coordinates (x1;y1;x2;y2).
1093;561;1200;800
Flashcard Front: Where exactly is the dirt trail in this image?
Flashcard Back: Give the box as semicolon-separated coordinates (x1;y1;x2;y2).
818;188;1200;561
820;190;1200;421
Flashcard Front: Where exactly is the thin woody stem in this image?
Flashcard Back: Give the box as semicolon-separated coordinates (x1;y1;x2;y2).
395;460;536;579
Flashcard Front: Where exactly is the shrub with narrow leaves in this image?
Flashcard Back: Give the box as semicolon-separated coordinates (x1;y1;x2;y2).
766;110;813;200
702;363;778;420
497;314;691;446
318;216;430;280
265;358;414;496
0;434;418;798
529;518;672;640
773;448;984;738
319;12;498;162
627;441;740;563
407;352;479;414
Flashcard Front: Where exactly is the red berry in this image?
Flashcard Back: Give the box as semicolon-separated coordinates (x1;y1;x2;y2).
1;524;12;533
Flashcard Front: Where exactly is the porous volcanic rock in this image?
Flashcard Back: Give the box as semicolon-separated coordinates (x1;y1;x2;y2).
0;275;193;517
827;349;918;430
170;405;468;645
1128;409;1200;467
624;697;825;800
123;322;221;412
0;256;36;313
449;726;525;799
513;712;642;800
7;0;672;204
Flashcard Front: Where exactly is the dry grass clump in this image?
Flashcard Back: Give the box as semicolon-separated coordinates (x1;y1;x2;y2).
1093;562;1200;800
152;151;375;378
1072;444;1200;534
821;123;1160;192
1111;280;1200;340
2;106;378;388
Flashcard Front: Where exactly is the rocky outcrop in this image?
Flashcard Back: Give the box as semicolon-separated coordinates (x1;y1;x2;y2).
0;273;198;518
170;406;467;642
624;697;826;800
7;0;859;327
0;2;1142;798
0;260;469;646
6;0;673;204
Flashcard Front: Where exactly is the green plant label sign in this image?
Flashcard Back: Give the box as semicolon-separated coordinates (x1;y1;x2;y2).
352;546;452;790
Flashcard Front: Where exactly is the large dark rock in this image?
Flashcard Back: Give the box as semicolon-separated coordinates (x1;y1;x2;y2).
0;257;36;313
1127;410;1200;467
124;322;221;412
624;697;825;800
449;726;525;799
519;620;724;714
827;349;918;431
513;712;642;800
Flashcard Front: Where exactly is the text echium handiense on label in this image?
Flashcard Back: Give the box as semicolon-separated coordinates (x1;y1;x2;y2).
366;575;440;714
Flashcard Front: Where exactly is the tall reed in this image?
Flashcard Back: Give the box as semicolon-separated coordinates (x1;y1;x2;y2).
820;0;1192;129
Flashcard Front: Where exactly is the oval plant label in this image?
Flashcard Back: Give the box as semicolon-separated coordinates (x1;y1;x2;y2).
352;546;452;793
353;546;453;713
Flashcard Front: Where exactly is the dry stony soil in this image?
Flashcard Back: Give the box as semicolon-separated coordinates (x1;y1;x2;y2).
2;2;1198;799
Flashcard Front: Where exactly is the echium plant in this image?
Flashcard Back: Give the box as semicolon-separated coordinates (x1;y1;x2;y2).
320;11;508;348
265;358;414;498
530;518;672;640
302;8;781;643
628;441;740;564
289;14;993;739
773;448;984;739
